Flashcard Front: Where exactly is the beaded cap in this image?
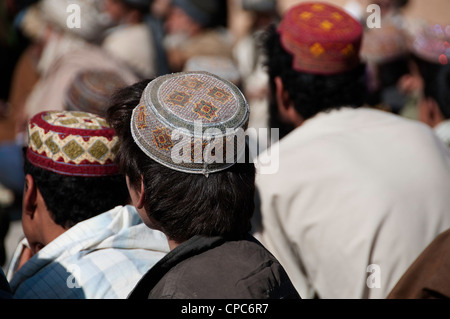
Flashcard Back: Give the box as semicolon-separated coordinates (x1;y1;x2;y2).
131;71;250;176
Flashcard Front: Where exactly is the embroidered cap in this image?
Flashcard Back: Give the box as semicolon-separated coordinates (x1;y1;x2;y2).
27;111;120;177
65;69;128;116
278;1;363;75
131;71;250;176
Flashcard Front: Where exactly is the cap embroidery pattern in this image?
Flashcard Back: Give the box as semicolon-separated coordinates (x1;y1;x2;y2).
167;91;192;107
180;77;205;90
27;111;120;177
207;87;232;103
137;105;148;130
152;127;174;150
193;100;219;121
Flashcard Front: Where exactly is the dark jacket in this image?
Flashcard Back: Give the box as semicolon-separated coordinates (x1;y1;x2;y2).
128;235;300;299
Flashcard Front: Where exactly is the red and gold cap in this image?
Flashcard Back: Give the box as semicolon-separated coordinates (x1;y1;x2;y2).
27;111;120;177
278;1;363;75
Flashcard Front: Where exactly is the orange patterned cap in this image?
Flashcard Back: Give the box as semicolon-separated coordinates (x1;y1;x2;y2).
278;1;363;75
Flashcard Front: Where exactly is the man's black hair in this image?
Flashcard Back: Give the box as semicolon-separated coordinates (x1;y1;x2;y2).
122;0;151;14
106;80;256;243
23;153;130;228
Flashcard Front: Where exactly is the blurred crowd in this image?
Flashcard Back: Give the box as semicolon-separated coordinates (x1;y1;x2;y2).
0;0;447;183
0;0;449;299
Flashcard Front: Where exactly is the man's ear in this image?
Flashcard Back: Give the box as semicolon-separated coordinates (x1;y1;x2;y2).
136;177;146;209
126;175;146;209
274;76;304;127
23;174;37;218
274;76;291;115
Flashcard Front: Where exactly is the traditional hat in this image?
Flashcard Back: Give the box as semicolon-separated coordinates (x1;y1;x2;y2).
278;1;363;75
131;71;250;176
27;111;120;177
65;69;128;116
183;56;241;86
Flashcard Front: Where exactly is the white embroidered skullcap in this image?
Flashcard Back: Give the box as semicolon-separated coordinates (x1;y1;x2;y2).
131;71;250;176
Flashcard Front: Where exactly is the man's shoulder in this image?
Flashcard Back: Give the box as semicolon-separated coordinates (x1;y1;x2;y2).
151;236;298;298
266;107;434;151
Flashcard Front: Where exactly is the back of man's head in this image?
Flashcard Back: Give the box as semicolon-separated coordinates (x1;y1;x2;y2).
25;111;129;228
265;2;367;121
107;72;255;243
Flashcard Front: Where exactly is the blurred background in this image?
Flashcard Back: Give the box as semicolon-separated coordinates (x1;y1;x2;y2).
0;0;449;272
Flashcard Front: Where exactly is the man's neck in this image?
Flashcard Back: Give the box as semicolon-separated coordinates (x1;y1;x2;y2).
168;239;180;251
